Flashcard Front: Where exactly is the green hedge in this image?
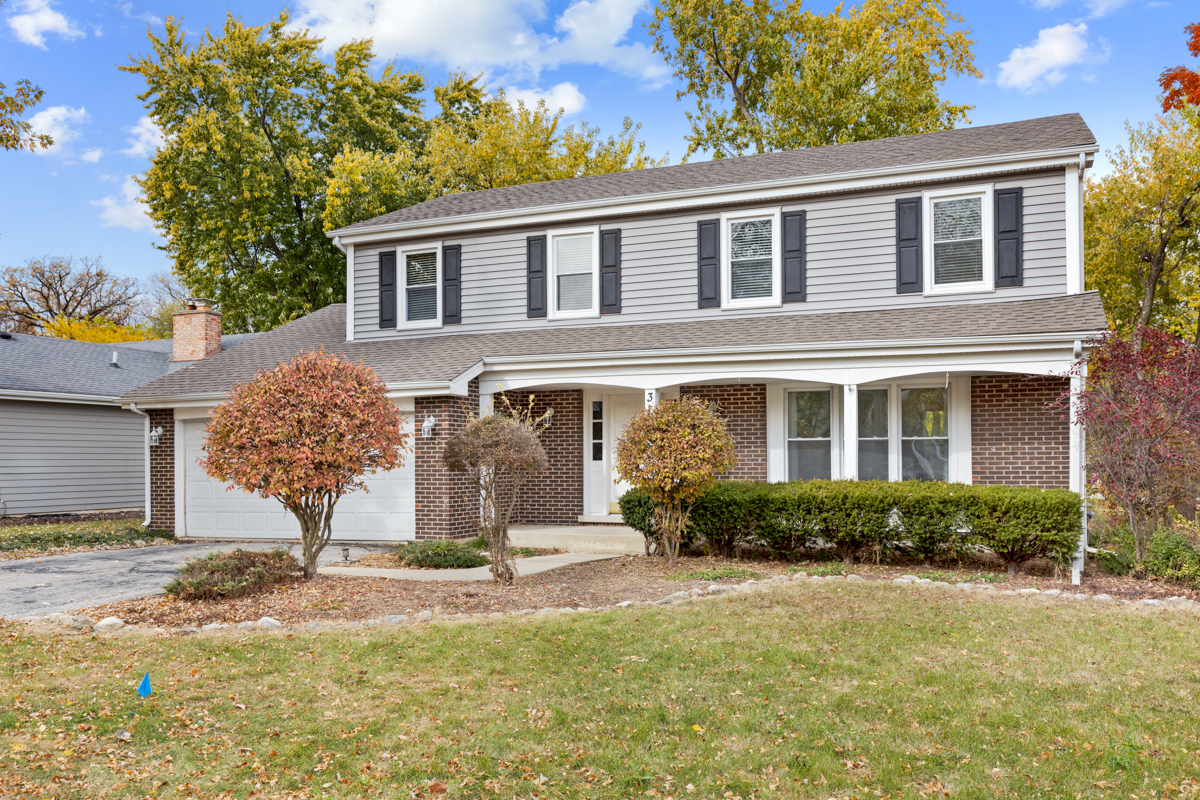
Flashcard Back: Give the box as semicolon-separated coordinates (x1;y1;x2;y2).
620;480;1082;569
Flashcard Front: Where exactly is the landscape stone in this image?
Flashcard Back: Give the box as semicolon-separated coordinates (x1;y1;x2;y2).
256;617;283;630
93;617;124;632
236;620;255;629
792;572;808;580
172;627;199;636
1041;589;1062;597
385;614;409;624
892;578;913;585
305;621;324;631
846;575;865;582
1018;588;1041;595
955;583;975;590
931;581;952;588
1139;599;1162;607
689;588;704;596
1092;594;1113;602
201;623;226;631
616;601;633;607
414;610;433;622
133;539;146;547
1073;593;1090;600
67;616;94;631
916;578;933;585
900;574;920;581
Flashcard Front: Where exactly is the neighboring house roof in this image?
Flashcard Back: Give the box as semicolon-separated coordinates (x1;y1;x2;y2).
333;114;1097;234
0;333;260;400
119;292;1108;402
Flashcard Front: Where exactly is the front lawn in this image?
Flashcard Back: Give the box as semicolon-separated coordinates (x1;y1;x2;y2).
0;516;168;560
3;582;1199;798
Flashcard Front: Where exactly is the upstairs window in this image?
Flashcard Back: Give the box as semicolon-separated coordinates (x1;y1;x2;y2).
405;251;438;323
722;208;781;308
924;186;993;295
548;227;599;320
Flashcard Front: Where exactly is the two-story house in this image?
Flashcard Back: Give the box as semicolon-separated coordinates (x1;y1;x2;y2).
119;114;1105;562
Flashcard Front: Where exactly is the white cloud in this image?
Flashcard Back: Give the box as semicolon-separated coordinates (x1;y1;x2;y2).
91;176;154;231
1030;0;1131;16
291;0;669;87
997;23;1107;92
5;0;84;48
80;148;103;163
27;105;88;155
118;2;163;25
121;115;166;157
506;82;587;115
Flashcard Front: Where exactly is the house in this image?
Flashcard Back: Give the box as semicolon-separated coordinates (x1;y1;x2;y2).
0;302;256;518
117;114;1105;575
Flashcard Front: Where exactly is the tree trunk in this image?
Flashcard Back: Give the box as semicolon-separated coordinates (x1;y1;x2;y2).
1007;562;1019;576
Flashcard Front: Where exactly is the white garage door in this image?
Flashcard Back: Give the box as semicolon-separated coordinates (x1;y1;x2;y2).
182;413;415;543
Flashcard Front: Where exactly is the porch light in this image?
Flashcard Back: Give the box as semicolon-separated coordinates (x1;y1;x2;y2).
544;407;554;428
149;426;163;446
421;415;437;438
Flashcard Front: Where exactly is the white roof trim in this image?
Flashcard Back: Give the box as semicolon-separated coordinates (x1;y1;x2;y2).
1;389;121;406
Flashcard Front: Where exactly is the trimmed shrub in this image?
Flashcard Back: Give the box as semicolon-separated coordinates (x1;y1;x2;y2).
164;548;301;601
1144;531;1200;587
396;540;489;569
962;485;1082;573
689;482;782;556
892;481;971;565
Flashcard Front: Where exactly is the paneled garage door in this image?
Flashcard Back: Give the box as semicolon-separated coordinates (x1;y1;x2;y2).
181;417;415;543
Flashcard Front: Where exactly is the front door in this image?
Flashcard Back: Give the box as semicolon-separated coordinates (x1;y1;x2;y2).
608;394;641;513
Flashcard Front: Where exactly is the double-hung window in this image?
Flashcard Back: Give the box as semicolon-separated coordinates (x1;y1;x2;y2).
548;227;599;319
722;208;781;308
923;186;993;295
786;390;832;480
900;387;949;482
857;388;890;481
399;247;441;327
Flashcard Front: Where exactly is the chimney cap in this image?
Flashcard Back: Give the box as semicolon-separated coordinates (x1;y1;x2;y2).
184;297;217;312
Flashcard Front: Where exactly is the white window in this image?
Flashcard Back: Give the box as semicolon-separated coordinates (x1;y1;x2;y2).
786;390;832;480
857;388;889;481
722;208;781;309
401;246;441;327
900;387;949;482
923;186;993;295
548;226;599;319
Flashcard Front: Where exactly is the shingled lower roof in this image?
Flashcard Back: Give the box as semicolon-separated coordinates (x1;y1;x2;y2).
120;293;1108;402
333;114;1097;233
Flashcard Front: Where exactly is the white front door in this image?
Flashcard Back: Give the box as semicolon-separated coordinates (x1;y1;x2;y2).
607;394;641;513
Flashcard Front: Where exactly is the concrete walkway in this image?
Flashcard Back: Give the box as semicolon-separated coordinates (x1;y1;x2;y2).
509;524;643;555
318;552;618;582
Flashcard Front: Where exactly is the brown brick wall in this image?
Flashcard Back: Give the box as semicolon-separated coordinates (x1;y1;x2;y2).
680;383;768;481
971;375;1070;489
500;390;584;525
148;409;175;532
414;380;480;540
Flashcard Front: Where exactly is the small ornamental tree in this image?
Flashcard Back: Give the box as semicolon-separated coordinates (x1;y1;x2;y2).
1057;328;1200;561
615;396;737;564
442;412;548;585
201;350;408;578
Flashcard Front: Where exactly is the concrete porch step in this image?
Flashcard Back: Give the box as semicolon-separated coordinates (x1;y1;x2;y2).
509;524;644;555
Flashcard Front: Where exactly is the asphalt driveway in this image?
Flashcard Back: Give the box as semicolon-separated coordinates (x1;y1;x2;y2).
0;542;388;620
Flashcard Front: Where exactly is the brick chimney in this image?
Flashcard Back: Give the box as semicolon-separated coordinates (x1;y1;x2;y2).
172;298;222;361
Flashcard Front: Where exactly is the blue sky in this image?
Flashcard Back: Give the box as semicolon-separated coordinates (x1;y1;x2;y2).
0;0;1196;283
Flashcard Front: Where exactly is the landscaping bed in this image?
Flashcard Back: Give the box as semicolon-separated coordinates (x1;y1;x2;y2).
0;515;170;561
327;544;564;570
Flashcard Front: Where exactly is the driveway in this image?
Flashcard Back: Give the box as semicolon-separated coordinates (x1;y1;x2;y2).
0;542;388;620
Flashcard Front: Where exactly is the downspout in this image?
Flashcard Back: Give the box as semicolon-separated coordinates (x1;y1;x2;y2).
130;402;151;529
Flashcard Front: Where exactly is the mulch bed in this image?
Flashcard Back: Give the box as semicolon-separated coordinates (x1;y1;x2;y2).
0;510;141;528
326;547;563;570
72;552;1199;630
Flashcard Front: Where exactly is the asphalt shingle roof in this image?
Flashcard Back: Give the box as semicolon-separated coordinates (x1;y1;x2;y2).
119;292;1108;402
0;333;259;399
334;114;1097;232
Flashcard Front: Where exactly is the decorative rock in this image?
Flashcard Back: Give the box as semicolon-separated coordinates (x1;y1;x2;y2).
305;621;324;631
931;581;952;588
153;537;170;546
899;574;921;581
955;583;975;590
666;591;690;602
916;578;933;585
1119;599;1134;605
172;627;199;636
688;588;704;597
1139;599;1162;607
1041;589;1062;597
488;612;505;618
236;620;256;629
93;617;125;632
999;590;1016;595
892;578;913;585
540;607;557;614
651;598;671;605
616;601;634;608
825;575;844;581
413;610;433;623
133;539;147;547
68;616;95;631
975;584;996;591
559;607;576;613
256;617;283;630
1073;593;1090;601
1018;588;1041;595
846;574;865;582
385;614;409;624
1092;594;1113;603
201;622;227;631
791;572;808;580
43;612;66;625
363;619;383;627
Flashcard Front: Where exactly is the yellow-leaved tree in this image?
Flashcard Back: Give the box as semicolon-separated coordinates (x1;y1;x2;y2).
40;316;155;343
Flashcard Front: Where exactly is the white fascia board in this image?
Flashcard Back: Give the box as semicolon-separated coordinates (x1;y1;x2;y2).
117;393;228;410
330;148;1097;245
1;389;121;406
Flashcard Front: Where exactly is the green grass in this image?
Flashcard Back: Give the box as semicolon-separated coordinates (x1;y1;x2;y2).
0;517;167;554
794;562;849;577
666;565;762;582
2;583;1199;799
923;569;1007;584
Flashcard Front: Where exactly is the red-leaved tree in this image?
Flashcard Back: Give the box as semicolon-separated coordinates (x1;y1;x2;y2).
1061;328;1200;560
202;350;409;578
1160;22;1200;112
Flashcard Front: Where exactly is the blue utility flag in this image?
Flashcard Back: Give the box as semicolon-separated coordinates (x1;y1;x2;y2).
138;673;151;698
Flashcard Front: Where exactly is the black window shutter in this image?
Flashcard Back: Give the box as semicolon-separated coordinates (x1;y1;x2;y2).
782;210;806;303
697;219;720;308
378;250;396;328
895;198;922;294
995;187;1023;287
599;228;622;314
527;235;547;318
442;244;462;324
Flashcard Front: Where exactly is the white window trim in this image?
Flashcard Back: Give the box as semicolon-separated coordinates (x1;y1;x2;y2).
922;184;994;297
782;383;842;481
547;225;600;320
399;243;442;329
721;207;782;310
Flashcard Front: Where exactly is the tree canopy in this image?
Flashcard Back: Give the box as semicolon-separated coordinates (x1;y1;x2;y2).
0;256;141;334
1160;22;1200;113
646;0;979;159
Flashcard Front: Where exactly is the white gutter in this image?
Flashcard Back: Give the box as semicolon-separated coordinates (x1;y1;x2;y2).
329;146;1099;244
0;389;120;406
129;402;152;529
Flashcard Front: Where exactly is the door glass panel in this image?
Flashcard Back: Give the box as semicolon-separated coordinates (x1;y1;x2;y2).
901;387;949;481
591;402;603;461
787;390;831;481
857;388;889;481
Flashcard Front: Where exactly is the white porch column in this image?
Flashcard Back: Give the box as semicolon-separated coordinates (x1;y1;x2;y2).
644;388;659;409
842;384;858;480
1069;358;1088;585
479;391;494;418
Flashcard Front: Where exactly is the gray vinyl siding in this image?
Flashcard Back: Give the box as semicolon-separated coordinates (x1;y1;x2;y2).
0;399;144;516
352;169;1069;341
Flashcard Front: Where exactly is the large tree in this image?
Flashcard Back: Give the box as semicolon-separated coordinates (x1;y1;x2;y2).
0;256;141;334
1160;22;1200;113
122;12;426;333
647;0;979;159
0;0;52;152
1085;109;1200;340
